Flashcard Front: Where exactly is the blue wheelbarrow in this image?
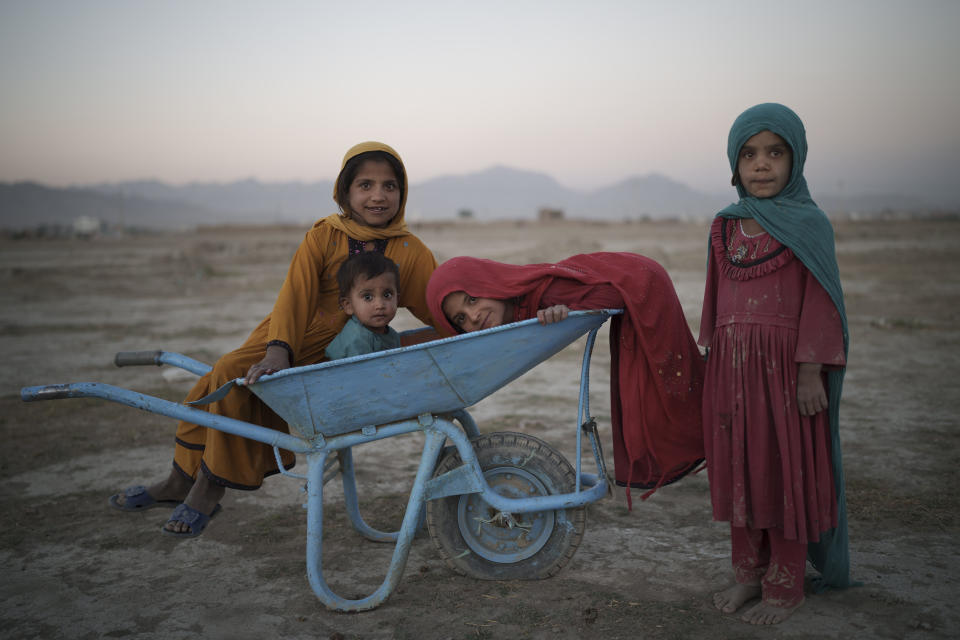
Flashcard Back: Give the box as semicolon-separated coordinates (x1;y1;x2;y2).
20;309;620;612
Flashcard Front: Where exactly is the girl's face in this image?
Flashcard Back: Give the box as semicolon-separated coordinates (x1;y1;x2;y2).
346;160;401;227
442;292;512;332
737;130;792;199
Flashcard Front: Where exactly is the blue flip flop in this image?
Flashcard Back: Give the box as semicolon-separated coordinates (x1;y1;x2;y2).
160;503;223;538
109;485;180;512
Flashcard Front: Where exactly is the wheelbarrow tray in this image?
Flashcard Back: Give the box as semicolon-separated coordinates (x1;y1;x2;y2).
247;310;612;438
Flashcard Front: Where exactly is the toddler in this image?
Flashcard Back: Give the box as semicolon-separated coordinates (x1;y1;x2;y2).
326;251;402;359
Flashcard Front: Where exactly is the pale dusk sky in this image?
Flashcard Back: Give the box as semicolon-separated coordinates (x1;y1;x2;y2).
1;0;958;206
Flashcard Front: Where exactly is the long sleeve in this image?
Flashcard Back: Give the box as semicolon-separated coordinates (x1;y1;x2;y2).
796;267;846;366
698;246;720;349
266;228;332;358
538;279;624;311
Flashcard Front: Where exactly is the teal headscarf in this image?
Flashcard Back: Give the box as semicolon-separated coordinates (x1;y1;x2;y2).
717;103;854;591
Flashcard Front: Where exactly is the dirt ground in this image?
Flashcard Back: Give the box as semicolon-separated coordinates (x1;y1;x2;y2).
2;218;958;639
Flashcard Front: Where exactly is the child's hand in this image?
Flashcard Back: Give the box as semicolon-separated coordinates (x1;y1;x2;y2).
246;345;291;384
797;363;828;416
537;304;570;325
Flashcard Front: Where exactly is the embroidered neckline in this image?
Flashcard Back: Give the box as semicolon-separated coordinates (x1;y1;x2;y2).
347;238;388;255
712;218;793;280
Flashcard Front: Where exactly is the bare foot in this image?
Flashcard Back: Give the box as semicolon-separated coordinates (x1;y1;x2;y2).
112;468;192;508
741;598;803;625
163;473;225;535
713;583;761;614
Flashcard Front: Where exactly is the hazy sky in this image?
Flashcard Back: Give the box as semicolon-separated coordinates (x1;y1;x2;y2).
2;0;959;205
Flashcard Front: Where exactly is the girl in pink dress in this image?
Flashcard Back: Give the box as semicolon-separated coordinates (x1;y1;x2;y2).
699;103;852;625
427;252;705;505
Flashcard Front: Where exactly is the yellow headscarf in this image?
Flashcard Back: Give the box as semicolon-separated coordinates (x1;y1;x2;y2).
319;141;411;241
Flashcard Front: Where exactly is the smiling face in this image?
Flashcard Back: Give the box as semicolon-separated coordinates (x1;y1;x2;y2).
340;271;398;332
346;159;401;227
736;130;793;199
441;291;512;333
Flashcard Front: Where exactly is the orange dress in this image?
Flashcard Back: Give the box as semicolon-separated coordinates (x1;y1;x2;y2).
173;217;437;488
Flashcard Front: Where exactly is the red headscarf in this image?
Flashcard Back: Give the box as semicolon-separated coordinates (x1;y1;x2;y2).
427;256;565;335
426;253;705;504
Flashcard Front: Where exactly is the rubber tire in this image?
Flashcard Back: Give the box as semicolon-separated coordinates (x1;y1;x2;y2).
425;431;586;580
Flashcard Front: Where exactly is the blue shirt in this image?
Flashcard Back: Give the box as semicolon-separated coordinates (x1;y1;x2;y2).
325;315;401;360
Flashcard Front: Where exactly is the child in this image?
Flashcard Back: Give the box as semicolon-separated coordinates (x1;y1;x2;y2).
699;103;852;624
326;251;401;360
109;141;438;537
427;252;705;502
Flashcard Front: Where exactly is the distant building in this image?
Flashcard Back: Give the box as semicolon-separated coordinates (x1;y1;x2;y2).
537;207;564;221
73;216;101;236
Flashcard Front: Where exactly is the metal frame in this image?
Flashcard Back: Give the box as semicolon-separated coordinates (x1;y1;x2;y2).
20;310;619;611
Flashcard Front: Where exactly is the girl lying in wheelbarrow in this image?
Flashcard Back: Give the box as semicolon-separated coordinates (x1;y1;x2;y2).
426;252;705;506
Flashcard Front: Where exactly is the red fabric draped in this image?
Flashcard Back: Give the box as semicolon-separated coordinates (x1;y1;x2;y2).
426;253;705;503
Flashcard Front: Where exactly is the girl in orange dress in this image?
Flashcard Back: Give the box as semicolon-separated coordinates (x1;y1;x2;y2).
110;142;438;537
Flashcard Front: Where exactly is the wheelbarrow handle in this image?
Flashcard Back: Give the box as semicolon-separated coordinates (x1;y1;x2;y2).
21;383;75;401
114;351;163;367
115;351;212;376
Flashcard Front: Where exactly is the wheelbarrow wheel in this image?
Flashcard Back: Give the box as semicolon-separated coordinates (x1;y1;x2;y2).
426;431;586;580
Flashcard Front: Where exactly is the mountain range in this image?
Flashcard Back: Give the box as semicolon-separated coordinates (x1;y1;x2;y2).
0;166;945;231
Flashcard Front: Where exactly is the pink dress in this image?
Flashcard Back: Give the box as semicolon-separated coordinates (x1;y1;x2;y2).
699;218;845;543
427;253;705;500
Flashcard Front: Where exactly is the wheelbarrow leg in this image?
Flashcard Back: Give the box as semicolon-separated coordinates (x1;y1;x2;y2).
338;415;461;542
338;447;400;543
305;428;447;612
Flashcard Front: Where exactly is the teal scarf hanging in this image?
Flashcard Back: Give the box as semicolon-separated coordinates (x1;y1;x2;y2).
716;103;855;591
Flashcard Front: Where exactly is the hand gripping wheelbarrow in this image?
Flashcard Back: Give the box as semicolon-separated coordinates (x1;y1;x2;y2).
20;309;620;612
